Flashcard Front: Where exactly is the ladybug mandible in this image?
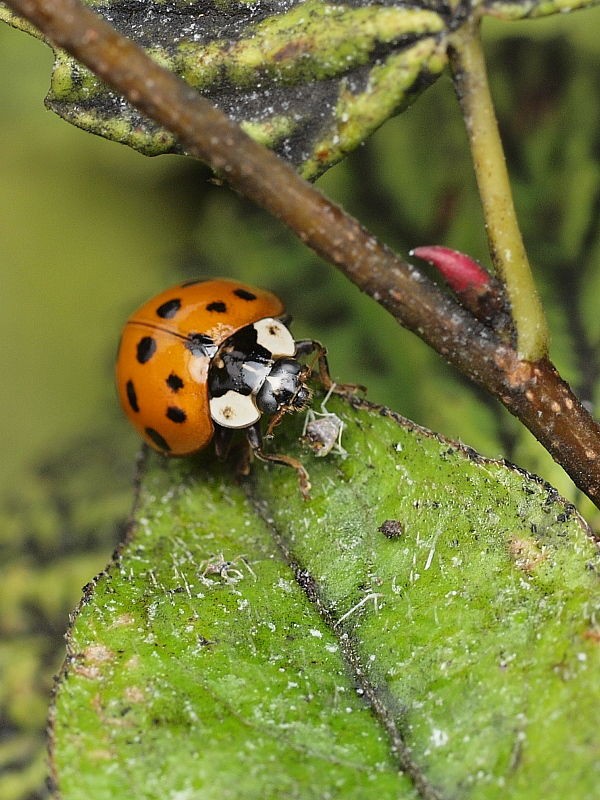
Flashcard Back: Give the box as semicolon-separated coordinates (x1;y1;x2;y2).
115;278;335;495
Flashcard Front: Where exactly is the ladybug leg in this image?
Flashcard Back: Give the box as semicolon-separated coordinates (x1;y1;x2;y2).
293;339;334;390
213;425;235;461
246;423;311;500
214;425;255;479
294;339;366;395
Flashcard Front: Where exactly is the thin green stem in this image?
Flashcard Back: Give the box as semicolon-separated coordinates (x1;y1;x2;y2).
448;18;548;361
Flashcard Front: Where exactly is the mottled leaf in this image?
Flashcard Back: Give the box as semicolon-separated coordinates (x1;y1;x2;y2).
51;396;600;799
0;430;133;800
0;0;446;178
486;0;600;21
1;0;599;175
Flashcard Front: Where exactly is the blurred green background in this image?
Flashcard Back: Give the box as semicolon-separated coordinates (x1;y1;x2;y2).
1;8;599;797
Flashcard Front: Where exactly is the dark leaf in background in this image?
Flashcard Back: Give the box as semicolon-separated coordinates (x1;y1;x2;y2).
2;0;597;175
0;0;449;177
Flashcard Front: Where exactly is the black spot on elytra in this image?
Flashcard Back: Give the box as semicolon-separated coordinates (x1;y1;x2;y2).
156;298;181;319
125;380;139;412
166;372;184;392
206;301;227;313
233;288;257;301
145;427;170;451
185;333;217;358
137;336;156;364
166;406;187;423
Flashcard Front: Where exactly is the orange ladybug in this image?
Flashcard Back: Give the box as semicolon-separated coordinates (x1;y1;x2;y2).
115;278;335;495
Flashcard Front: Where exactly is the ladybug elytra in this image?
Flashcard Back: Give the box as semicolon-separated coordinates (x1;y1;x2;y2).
116;278;336;495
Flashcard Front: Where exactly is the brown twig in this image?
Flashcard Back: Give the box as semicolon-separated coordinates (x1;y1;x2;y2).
4;0;600;507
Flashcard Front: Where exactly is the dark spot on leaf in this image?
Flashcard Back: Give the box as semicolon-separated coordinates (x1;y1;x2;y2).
378;520;404;539
273;40;309;62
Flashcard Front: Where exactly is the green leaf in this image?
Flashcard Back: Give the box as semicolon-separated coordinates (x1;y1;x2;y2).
485;0;600;21
0;0;446;178
1;0;598;175
2;0;598;176
0;429;134;800
51;396;600;799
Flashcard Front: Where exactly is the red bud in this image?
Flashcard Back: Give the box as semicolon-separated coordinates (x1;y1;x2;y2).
410;246;491;294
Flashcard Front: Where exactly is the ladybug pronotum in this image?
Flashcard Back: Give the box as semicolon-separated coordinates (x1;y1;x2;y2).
115;278;337;495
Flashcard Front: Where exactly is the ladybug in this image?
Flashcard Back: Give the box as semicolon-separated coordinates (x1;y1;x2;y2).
115;278;337;495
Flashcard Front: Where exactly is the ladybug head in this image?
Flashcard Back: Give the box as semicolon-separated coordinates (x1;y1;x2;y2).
256;358;312;417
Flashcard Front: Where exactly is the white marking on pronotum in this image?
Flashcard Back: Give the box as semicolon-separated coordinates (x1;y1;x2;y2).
253;317;295;356
210;390;260;428
242;362;263;376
